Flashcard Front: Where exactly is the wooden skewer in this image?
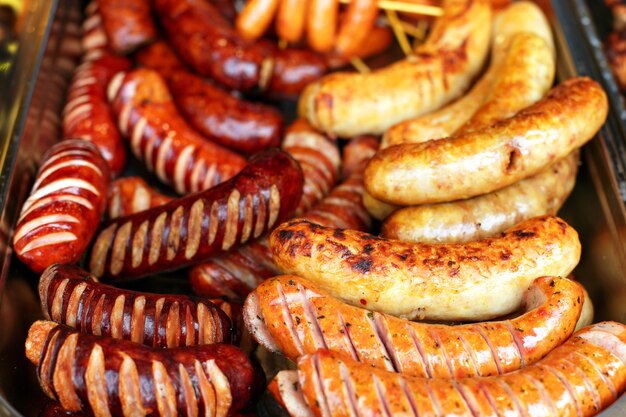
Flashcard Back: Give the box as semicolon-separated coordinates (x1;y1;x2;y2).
386;9;413;56
350;56;371;74
338;0;443;17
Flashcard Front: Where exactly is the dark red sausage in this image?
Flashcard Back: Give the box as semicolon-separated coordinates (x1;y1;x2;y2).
63;55;131;177
107;68;247;194
13;140;110;273
89;149;303;281
39;263;233;347
107;176;173;219
95;0;156;55
26;321;259;416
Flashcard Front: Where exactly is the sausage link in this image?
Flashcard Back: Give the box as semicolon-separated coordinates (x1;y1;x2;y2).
63;56;131;177
95;0;156;55
294;322;626;417
382;152;579;243
39;264;232;347
13;140;110;273
307;0;339;53
25;320;259;416
245;275;584;378
326;26;393;69
89;149;303;281
269;215;581;321
188;134;374;301
366;78;607;205
335;0;379;58
108;68;247;194
107;177;172;219
339;135;378;180
276;0;308;43
235;0;280;41
81;3;110;61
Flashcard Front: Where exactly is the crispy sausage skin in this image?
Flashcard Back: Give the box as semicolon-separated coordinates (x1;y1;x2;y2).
107;68;247;194
89;149;303;281
81;3;110;61
298;0;492;137
63;56;131;177
294;322;626;417
245;275;584;378
25;320;259;416
366;77;608;206
189;134;375;301
13;140;110;274
95;0;156;55
382;152;579;243
269;215;581;321
154;0;327;96
39;264;232;347
107;177;172;219
135;41;284;155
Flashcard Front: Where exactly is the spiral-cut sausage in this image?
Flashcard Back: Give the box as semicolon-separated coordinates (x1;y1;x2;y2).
81;3;110;61
269;215;581;321
13;140;110;273
39;264;232;347
95;0;156;54
25;321;259;417
63;55;131;177
89;149;303;281
293;322;626;417
107;177;172;219
107;68;247;194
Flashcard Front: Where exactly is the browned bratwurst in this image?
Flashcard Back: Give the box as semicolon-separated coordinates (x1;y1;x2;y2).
108;68;247;194
39;264;232;347
89;149;303;281
96;0;156;55
107;176;172;219
154;0;327;96
25;320;260;417
13;140;110;273
135;41;284;154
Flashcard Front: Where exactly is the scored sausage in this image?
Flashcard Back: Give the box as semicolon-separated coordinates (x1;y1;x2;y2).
89;149;303;281
381;151;579;243
13;140;110;273
95;0;156;54
39;263;232;347
107;177;172;220
365;77;608;206
107;68;247;194
245;275;584;378
25;320;260;417
269;215;581;321
293;322;626;417
298;0;492;137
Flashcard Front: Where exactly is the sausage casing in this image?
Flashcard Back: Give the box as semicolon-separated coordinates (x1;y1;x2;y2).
89;149;303;281
25;321;260;416
107;177;172;219
269;215;581;321
39;263;232;347
95;0;156;54
13;140;110;273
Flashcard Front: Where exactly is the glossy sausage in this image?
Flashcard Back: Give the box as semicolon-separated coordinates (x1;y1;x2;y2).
235;0;280;41
294;322;626;417
188;135;374;301
298;0;492;137
25;320;259;416
95;0;156;54
269;215;581;321
335;0;379;58
89;149;303;281
13;140;110;273
107;177;172;219
366;77;608;205
81;3;110;61
382;152;579;243
39;263;232;347
245;275;584;377
307;0;339;53
63;55;131;177
276;0;308;43
107;68;247;194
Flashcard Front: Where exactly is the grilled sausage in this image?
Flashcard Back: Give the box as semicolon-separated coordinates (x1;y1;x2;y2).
335;0;379;58
307;0;339;53
39;263;232;347
89;149;303;281
25;320;259;417
13;140;110;273
276;0;308;43
189;134;374;301
294;322;626;417
382;152;579;243
63;55;131;177
95;0;156;54
246;275;584;378
107;68;247;194
298;0;492;137
235;0;280;41
269;215;581;321
81;3;110;61
366;77;608;205
107;177;172;219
